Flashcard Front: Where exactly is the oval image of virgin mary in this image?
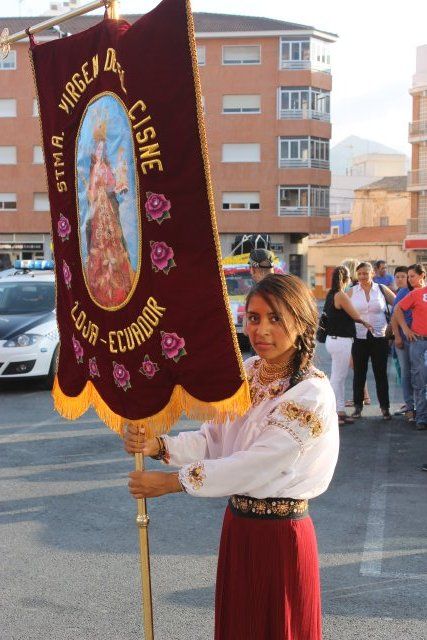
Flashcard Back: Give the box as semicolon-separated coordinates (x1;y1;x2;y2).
76;93;140;310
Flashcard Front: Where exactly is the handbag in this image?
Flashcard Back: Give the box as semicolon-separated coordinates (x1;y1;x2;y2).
316;311;328;343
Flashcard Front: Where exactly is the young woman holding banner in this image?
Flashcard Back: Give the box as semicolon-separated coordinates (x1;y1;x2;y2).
124;274;339;640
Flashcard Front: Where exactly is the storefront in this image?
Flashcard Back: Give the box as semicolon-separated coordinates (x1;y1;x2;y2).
0;235;52;269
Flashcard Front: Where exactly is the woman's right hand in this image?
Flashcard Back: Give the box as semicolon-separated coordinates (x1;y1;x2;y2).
123;424;160;457
362;320;374;333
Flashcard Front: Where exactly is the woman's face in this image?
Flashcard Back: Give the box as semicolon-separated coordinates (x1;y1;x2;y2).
356;267;373;285
246;293;298;364
408;269;425;289
95;141;104;161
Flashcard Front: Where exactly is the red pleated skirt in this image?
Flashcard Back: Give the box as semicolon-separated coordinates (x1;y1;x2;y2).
215;506;322;640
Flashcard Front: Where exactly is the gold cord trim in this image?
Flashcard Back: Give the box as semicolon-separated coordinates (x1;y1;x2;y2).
74;90;142;312
52;375;251;438
28;48;63;383
185;0;246;383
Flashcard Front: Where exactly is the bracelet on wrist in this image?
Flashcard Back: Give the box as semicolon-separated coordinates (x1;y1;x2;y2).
150;436;170;464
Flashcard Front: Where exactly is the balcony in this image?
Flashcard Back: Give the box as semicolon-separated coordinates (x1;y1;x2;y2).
280;60;331;73
408;119;427;143
279;158;330;170
279;108;330;122
407;169;427;191
278;206;329;217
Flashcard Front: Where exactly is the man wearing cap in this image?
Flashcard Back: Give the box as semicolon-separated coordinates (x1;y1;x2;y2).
249;248;274;283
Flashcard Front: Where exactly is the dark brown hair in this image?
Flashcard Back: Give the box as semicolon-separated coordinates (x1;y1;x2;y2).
246;274;318;386
407;263;426;276
356;261;374;273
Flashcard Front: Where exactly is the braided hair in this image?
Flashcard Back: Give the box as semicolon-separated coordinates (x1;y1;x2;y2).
245;273;318;388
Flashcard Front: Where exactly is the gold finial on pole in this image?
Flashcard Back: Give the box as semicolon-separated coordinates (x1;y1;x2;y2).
0;28;11;59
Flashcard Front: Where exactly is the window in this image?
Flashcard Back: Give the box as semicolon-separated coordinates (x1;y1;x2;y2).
279;87;330;120
222;192;260;211
0;99;16;117
196;46;206;65
0;146;17;164
33;99;39;117
33;193;50;211
222;143;260;162
281;40;310;63
33;146;44;164
380;217;389;227
222;95;260;114
0;50;17;70
0;193;17;210
279;137;329;168
223;45;260;65
279;187;308;213
279;186;329;216
280;37;331;72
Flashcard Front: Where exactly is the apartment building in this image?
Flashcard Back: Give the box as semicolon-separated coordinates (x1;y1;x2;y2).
406;44;427;265
0;11;336;277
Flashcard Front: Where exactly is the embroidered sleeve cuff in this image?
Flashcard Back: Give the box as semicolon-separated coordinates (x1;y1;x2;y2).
178;461;206;494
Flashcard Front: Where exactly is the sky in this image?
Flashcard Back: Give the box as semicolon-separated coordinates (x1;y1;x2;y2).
2;0;427;156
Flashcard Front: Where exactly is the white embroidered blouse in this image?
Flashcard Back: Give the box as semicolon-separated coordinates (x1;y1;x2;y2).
164;357;339;500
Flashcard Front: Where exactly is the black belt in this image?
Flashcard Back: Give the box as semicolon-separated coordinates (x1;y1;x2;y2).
415;335;427;341
229;495;308;520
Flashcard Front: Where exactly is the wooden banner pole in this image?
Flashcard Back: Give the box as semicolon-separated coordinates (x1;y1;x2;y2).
0;0;118;58
135;452;155;640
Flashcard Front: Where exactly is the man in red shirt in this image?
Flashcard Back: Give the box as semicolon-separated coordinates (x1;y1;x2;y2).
394;279;427;430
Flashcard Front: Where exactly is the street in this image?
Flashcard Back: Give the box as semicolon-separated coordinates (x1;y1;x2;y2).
0;346;426;640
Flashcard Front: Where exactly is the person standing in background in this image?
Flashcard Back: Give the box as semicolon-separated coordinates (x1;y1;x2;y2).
373;260;396;292
249;248;275;283
324;266;373;426
393;264;427;431
341;257;372;407
390;266;413;421
348;262;395;419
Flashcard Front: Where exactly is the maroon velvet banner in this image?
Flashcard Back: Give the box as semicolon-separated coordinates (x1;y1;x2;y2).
30;0;249;435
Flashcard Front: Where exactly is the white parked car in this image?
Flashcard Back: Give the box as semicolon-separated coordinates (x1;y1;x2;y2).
0;260;59;388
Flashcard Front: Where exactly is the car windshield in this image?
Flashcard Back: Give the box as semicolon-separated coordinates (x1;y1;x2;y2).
0;281;55;315
225;273;253;296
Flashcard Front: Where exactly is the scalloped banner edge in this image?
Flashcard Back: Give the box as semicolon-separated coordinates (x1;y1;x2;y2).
52;376;251;438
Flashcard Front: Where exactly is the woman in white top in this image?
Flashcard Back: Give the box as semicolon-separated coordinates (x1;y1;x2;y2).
124;274;339;640
348;262;395;419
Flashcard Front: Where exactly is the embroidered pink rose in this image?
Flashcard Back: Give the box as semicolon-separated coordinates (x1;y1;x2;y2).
88;356;100;378
139;355;159;379
57;213;71;241
150;240;176;274
72;335;83;364
63;260;72;289
161;331;187;363
145;192;171;224
113;361;131;391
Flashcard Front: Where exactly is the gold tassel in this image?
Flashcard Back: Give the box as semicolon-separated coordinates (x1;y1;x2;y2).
52;377;251;438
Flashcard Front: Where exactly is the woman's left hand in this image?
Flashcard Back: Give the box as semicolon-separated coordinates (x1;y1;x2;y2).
128;470;182;499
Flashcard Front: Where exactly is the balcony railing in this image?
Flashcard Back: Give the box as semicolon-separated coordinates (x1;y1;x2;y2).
279;108;330;121
280;60;331;73
279;158;330;170
408;169;427;190
406;216;427;235
279;206;329;216
408;120;427;141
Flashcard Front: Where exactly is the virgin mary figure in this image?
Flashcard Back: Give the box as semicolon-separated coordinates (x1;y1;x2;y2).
82;119;135;308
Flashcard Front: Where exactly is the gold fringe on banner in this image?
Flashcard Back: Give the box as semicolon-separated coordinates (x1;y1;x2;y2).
52;376;251;437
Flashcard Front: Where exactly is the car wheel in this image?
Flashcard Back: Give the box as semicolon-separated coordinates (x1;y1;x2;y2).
42;345;59;390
